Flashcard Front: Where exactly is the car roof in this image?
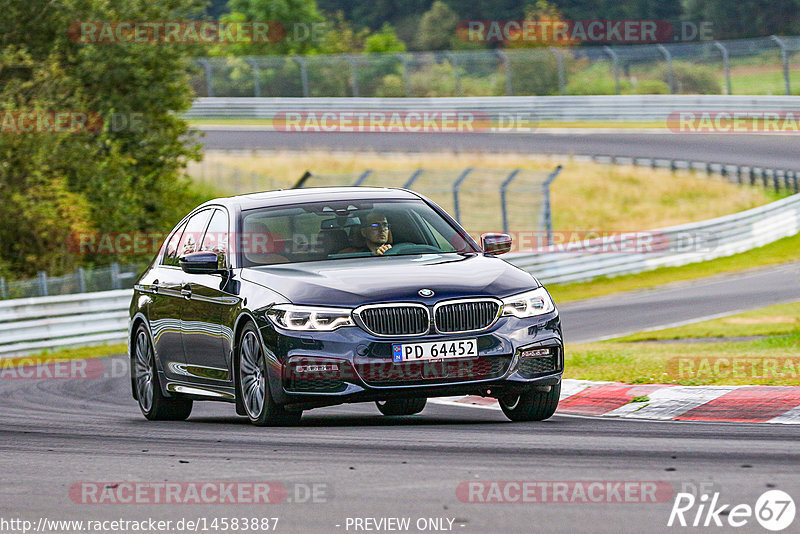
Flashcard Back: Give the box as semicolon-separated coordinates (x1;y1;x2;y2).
202;186;423;212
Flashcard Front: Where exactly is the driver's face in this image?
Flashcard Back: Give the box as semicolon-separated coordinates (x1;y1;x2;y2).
362;216;389;245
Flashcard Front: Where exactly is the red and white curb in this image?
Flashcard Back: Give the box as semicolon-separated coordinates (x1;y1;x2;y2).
430;379;800;424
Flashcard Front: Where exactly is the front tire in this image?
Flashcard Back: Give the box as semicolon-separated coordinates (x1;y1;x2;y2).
237;323;301;426
132;325;193;421
499;384;560;422
376;397;427;416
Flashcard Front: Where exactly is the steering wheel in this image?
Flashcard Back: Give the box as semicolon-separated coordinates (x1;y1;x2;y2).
382;242;441;255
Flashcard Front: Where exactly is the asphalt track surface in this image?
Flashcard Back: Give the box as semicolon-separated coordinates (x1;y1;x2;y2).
561;261;800;343
2;368;799;534
4;131;799;533
2;262;799;534
199;129;800;170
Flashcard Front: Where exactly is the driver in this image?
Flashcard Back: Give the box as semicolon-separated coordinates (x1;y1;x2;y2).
342;211;393;255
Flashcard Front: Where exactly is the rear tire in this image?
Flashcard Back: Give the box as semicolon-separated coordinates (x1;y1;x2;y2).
499;384;560;422
237;322;302;426
376;397;427;416
132;325;193;421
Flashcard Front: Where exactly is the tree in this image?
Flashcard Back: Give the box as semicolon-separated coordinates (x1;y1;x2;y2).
417;1;459;50
0;0;205;277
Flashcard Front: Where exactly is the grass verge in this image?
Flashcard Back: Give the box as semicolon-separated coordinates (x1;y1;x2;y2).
564;301;800;386
1;343;126;368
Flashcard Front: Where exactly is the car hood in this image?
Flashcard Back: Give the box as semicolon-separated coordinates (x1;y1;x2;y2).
241;253;538;307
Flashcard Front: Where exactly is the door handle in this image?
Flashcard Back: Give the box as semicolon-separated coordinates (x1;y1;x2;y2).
181;285;192;298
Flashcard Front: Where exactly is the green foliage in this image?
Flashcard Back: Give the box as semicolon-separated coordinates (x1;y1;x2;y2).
416;1;459;51
630;78;670;94
656;62;721;94
364;24;407;54
0;0;204;278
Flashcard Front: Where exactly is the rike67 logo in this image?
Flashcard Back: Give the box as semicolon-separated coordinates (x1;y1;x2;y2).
668;490;795;531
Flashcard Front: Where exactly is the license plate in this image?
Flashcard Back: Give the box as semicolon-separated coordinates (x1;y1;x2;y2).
392;339;478;362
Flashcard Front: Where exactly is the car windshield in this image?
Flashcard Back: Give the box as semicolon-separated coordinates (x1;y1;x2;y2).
239;199;478;266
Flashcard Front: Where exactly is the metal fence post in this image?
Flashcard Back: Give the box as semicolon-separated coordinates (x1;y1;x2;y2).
293;56;310;97
37;271;48;296
245;57;262;97
603;46;621;95
347;55;359;97
452;167;474;224
541;165;563;246
495;49;513;96
713;41;732;95
110;263;121;290
499;169;520;234
657;44;675;94
293;171;312;189
197;58;214;97
770;36;791;95
0;277;6;300
402;169;424;189
397;53;412;96
77;267;86;293
445;52;461;96
352;169;372;186
549;47;566;95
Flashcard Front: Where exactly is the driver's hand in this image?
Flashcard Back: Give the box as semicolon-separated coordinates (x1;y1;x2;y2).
376;244;392;255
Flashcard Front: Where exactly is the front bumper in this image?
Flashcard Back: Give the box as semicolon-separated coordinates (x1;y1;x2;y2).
260;311;564;408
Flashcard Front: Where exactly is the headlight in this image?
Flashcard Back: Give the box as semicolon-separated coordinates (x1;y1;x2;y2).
501;287;555;318
266;304;355;331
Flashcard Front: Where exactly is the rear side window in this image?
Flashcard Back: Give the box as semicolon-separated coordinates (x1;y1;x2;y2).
161;221;187;267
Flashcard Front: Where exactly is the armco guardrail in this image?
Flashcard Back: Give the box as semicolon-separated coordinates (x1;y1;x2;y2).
186;95;800;123
506;192;800;284
1;193;798;357
0;290;131;358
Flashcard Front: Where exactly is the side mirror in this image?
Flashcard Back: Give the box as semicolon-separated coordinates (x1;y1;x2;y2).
179;251;226;274
481;233;512;255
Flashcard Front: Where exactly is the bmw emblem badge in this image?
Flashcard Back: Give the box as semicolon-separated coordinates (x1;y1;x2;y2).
418;288;434;297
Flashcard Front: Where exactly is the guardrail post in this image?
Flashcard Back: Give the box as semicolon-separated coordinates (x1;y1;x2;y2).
110;262;121;290
445;52;461;96
549;47;566;95
37;271;48;296
452;167;474;224
713;41;732;95
293;171;312;189
603;46;621;95
402;169;424;189
197;58;214;97
541;165;563;246
495;50;513;96
293;56;310;97
347;55;359;97
499;169;520;234
770;36;791;95
656;44;675;94
352;169;372;186
397;53;412;96
0;277;6;299
245;57;262;97
77;267;86;293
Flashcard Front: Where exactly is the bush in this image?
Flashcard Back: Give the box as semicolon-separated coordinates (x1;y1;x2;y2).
566;63;631;95
628;78;671;94
650;62;721;94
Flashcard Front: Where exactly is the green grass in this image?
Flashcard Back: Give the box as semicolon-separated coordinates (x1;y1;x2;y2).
548;231;800;304
565;301;800;386
4;343;126;367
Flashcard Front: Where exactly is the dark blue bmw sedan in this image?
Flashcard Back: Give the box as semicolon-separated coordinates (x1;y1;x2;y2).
129;187;563;425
